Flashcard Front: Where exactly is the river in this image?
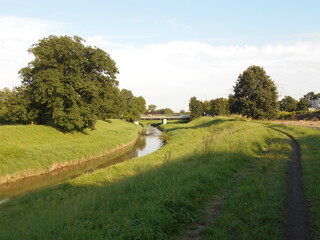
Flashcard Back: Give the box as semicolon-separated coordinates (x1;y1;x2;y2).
0;126;162;201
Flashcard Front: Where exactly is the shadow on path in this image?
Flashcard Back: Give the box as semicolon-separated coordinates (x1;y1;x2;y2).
270;127;312;240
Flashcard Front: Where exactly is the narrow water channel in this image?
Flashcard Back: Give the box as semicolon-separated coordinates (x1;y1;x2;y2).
0;126;162;201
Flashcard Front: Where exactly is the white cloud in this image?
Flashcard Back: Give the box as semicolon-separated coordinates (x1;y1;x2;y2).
0;15;61;89
96;40;320;111
1;16;319;112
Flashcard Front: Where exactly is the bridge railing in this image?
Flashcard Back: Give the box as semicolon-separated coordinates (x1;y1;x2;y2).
140;114;190;120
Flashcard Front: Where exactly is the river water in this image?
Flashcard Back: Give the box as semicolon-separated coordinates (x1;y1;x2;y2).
0;126;162;201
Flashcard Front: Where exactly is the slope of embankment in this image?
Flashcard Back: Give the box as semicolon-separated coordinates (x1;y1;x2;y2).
0;120;140;184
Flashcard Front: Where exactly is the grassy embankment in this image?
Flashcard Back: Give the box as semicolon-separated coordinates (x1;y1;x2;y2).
0;117;294;239
265;123;320;239
0;119;140;184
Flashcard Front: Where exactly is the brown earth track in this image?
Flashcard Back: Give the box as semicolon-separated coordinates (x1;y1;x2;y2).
179;165;254;240
272;128;312;240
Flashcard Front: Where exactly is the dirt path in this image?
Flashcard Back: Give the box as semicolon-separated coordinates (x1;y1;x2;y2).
179;164;254;240
273;128;312;240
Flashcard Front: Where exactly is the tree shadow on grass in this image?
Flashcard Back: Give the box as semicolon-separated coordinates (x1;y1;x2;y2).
165;117;239;132
0;148;253;240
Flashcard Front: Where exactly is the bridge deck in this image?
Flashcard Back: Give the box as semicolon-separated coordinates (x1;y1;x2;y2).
140;114;190;120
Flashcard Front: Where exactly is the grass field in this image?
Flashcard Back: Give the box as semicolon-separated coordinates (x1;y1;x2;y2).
0;117;299;240
0;120;140;183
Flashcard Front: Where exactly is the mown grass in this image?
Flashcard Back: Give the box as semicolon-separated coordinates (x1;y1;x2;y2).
0;117;294;240
0;120;140;182
267;123;320;239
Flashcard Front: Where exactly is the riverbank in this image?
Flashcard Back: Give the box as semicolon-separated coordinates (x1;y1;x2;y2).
0;117;295;239
0;120;141;184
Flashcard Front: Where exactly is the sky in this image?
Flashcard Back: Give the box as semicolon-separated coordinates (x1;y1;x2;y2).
0;0;320;111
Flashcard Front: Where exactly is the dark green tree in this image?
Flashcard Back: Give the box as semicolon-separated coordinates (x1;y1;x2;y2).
119;89;146;122
1;87;38;124
147;104;157;113
304;91;320;100
297;97;309;111
280;96;297;112
233;66;279;119
159;108;174;114
19;35;119;131
202;100;212;115
211;98;229;116
189;96;203;119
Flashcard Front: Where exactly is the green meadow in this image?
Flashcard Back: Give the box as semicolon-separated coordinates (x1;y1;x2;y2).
1;116;309;240
0;120;140;183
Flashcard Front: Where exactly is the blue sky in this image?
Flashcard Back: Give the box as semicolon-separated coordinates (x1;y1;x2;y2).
1;0;320;110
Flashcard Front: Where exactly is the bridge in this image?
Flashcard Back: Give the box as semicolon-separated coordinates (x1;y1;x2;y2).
140;114;190;124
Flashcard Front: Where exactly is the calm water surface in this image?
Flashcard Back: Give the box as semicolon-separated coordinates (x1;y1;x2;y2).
0;126;162;201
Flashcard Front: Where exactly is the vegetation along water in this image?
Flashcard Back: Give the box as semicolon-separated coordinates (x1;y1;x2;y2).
0;119;141;185
1;117;319;239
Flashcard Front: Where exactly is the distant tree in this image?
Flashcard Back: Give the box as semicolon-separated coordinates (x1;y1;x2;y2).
19;35;119;131
297;97;309;111
202;100;212;115
228;94;238;114
147;104;157;113
1;87;38;124
211;98;229;116
280;96;297;112
0;88;10;122
179;109;186;114
119;89;146;122
304;91;320;100
159;108;174;114
233;65;279;119
189;96;203;119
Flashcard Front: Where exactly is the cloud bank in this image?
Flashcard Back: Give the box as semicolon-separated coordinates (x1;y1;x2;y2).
0;15;61;89
96;39;320;111
1;16;319;111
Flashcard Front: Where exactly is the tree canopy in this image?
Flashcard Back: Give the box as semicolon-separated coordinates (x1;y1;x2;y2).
280;96;297;112
233;65;279;119
211;98;229;116
17;35;120;131
0;35;146;131
189;96;203;119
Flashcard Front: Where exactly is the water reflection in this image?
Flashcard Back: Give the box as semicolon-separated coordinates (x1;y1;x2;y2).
0;126;162;200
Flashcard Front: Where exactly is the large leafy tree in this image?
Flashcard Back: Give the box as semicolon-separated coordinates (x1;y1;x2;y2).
280;96;297;112
233;66;279;119
19;35;119;131
189;96;203;119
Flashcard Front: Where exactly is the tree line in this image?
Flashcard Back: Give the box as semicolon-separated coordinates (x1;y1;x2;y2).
189;65;318;120
0;35;146;131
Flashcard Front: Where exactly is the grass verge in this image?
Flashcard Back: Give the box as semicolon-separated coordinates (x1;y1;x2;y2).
0;120;140;183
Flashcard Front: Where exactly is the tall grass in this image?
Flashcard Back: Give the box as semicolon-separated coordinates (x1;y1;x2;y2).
0;120;140;183
0;117;294;239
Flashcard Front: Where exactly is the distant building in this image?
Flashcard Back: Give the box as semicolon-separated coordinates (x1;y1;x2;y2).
308;99;320;111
